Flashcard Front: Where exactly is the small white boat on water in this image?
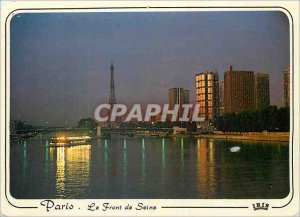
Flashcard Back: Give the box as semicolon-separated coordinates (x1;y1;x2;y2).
230;146;241;152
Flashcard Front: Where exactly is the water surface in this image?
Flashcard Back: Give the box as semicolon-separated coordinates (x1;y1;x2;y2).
10;136;289;199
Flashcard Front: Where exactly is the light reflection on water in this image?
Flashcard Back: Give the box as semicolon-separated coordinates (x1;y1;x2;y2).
22;140;27;177
196;139;216;197
122;139;127;195
10;137;289;199
54;145;92;198
55;147;65;197
141;138;145;189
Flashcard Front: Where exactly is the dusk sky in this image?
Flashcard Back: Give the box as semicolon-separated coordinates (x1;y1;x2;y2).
10;11;290;126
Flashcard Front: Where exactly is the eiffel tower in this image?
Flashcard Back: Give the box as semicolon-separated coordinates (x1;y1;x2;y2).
109;62;116;105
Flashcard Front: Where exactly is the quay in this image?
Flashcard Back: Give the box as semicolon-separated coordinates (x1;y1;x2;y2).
197;132;289;142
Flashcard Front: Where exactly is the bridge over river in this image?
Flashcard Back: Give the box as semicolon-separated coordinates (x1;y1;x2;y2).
12;126;174;138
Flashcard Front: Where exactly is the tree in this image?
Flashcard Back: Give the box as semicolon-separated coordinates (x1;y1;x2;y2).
277;107;289;131
78;118;97;129
214;106;289;132
187;122;197;132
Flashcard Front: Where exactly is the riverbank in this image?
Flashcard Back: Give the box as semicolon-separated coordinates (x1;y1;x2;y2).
24;131;289;143
197;132;289;142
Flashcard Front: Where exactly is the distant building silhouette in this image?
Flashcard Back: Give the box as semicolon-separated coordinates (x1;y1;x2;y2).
255;73;270;108
109;62;116;105
224;65;255;113
195;71;219;124
219;80;225;116
107;62;119;124
284;66;290;107
169;88;190;108
168;88;190;121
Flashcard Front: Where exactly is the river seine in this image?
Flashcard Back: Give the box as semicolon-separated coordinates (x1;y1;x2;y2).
10;136;289;199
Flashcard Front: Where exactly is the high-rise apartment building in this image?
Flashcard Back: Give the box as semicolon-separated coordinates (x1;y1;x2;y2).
255;73;270;108
168;88;190;120
224;66;255;113
219;80;225;116
284;66;290;107
169;88;190;107
195;71;219;123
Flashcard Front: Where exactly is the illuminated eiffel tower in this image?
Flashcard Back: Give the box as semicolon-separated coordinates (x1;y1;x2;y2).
109;62;116;105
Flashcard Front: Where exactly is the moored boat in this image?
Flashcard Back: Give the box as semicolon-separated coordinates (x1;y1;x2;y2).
50;136;91;147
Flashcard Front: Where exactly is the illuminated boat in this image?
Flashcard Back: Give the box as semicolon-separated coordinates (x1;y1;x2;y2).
50;136;91;147
150;132;159;137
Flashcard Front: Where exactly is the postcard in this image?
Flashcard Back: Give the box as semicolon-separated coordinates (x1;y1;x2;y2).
0;1;299;216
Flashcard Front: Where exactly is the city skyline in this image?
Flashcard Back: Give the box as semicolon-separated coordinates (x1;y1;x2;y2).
10;11;290;126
